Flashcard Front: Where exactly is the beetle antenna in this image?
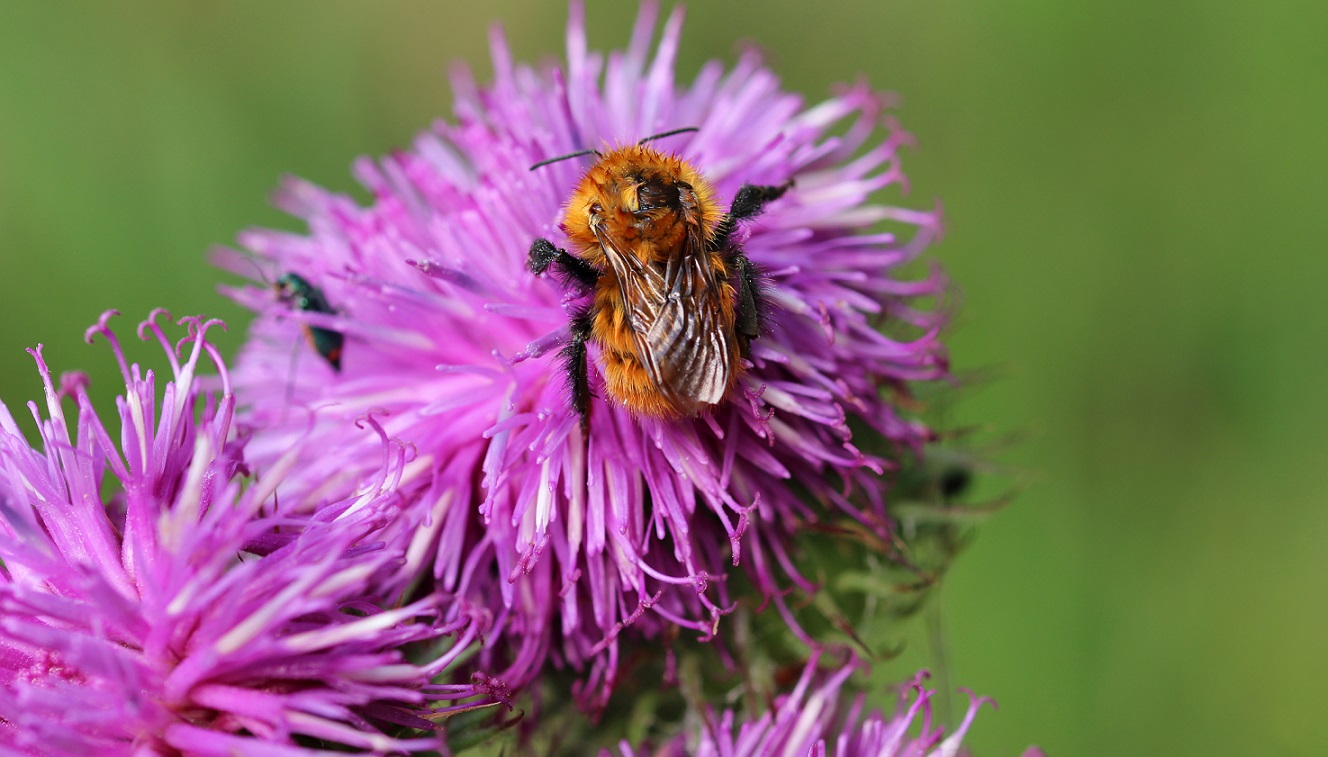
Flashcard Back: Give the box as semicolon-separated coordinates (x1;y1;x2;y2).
240;256;274;287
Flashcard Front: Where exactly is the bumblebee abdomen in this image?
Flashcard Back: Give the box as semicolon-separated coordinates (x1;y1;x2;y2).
586;272;743;418
598;346;685;418
590;281;638;355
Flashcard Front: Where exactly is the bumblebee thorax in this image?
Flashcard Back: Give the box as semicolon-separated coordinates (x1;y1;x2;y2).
562;145;722;262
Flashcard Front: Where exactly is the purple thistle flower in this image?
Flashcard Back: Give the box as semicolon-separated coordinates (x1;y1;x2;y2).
611;658;1008;757
0;311;494;754
222;0;946;709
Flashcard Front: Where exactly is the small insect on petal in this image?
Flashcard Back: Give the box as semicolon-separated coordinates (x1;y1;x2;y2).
275;272;345;370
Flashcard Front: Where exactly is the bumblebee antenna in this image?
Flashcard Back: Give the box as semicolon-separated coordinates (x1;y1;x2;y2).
530;149;603;171
638;127;699;144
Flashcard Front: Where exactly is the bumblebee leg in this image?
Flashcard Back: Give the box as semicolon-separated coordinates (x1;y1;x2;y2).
529;238;599;288
527;238;561;273
710;180;793;252
731;253;766;358
730;181;793;221
561;309;594;429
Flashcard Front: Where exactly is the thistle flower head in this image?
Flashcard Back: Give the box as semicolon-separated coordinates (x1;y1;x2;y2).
222;0;947;708
612;658;998;757
0;311;491;754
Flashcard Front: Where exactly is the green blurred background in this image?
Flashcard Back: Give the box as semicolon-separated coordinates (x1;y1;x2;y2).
1;1;1323;753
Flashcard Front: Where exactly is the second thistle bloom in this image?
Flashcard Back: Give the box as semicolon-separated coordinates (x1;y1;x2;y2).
224;1;947;705
0;313;492;754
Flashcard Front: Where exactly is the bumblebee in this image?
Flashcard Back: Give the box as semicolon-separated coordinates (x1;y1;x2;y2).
529;139;789;421
274;272;344;371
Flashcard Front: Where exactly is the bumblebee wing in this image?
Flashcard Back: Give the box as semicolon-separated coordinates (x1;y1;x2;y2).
596;226;731;411
647;253;732;407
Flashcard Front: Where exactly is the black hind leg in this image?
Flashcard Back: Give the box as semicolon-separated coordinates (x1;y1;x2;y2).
709;181;793;252
712;181;789;353
562;309;594;430
731;253;766;358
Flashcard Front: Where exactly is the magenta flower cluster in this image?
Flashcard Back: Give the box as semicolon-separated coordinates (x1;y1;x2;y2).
0;312;496;753
222;0;945;711
0;2;1027;754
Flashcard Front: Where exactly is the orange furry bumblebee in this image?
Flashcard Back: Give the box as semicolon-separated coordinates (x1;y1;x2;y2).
529;136;790;422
